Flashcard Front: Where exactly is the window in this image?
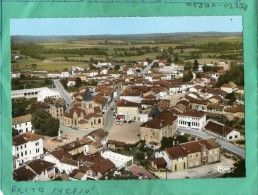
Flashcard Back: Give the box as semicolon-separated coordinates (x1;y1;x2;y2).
21;152;23;157
229;136;232;140
17;147;19;151
35;142;39;146
235;135;238;138
24;144;26;148
189;154;193;159
196;153;198;157
17;154;19;158
20;146;23;149
25;151;27;155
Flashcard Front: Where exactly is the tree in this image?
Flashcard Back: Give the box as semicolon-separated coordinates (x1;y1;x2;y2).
114;65;120;71
183;71;193;82
196;72;202;79
193;59;199;71
184;62;193;70
12;128;19;137
223;160;245;178
60;79;68;89
32;110;59;136
225;92;236;105
160;136;189;150
75;77;82;88
12;98;33;117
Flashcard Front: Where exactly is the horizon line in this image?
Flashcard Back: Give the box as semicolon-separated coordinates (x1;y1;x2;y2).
11;31;243;36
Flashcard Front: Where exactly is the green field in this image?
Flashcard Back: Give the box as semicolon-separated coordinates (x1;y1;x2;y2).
11;33;243;72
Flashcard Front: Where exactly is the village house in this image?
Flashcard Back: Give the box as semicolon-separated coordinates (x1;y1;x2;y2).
70;153;115;180
86;128;109;146
205;120;241;141
116;99;140;122
151;157;167;171
44;149;76;174
61;69;70;78
12;114;34;134
221;83;235;93
67;77;76;87
36;98;66;118
224;106;244;120
85;142;103;155
155;138;220;172
106;140;126;150
57;137;92;156
177;110;206;131
12;133;44;168
140;110;177;147
13;159;56;181
120;89;142;103
61;87;104;130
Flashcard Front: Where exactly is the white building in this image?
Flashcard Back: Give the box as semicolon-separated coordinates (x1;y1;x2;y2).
12;133;44;168
101;151;133;170
96;62;113;68
37;88;61;102
61;70;70;78
12;72;21;78
12;87;49;99
47;73;62;78
12;114;34;134
89;71;98;77
67;78;76;87
205;120;241;141
126;68;135;75
44;150;78;174
177;110;206;130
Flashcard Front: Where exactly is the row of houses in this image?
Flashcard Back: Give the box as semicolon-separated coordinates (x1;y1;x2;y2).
12;129;134;181
154;138;220;172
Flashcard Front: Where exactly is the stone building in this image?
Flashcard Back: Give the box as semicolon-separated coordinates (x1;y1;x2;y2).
61;87;103;130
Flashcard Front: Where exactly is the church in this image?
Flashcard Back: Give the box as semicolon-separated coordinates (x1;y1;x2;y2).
61;87;104;130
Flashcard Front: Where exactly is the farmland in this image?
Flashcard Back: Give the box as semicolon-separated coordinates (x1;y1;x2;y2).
11;33;243;72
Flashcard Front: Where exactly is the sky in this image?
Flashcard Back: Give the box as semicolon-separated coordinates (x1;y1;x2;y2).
10;16;242;36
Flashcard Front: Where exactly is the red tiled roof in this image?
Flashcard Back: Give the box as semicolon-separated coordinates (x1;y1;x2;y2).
166;146;187;159
225;106;244;113
180;110;205;118
205;121;233;136
13;133;43;146
116;99;140;107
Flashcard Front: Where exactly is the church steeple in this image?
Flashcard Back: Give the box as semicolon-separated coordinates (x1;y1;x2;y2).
83;87;93;102
82;87;94;114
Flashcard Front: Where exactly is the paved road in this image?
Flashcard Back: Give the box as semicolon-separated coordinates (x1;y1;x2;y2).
177;127;245;159
103;101;115;131
53;79;72;107
142;60;156;74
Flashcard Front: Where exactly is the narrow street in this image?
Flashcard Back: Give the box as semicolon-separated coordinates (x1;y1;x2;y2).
53;79;72;107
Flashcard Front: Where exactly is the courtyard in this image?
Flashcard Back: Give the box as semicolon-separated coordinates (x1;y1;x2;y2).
108;120;143;144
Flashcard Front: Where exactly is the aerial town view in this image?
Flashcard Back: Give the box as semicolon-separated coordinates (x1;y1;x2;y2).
11;17;245;181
